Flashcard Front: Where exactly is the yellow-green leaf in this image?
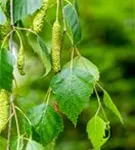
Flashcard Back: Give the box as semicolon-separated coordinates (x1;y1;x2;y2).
87;116;110;150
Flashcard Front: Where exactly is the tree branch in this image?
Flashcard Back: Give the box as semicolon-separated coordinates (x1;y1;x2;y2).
6;0;14;150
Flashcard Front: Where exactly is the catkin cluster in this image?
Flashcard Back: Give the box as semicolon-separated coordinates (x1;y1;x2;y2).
0;89;9;132
17;45;25;75
33;0;48;33
52;20;61;73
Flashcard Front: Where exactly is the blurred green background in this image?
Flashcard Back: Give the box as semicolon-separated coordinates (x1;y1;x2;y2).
7;0;135;149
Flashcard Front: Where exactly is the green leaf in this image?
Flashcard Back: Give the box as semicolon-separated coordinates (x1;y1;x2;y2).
26;140;45;150
25;104;63;146
13;0;42;23
50;62;94;125
64;4;81;44
0;136;7;150
70;56;99;82
0;49;14;92
0;6;6;25
28;34;51;76
86;116;110;150
103;90;123;124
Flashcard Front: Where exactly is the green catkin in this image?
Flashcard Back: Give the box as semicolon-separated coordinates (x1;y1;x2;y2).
33;0;48;33
0;89;9;132
52;20;61;73
17;45;25;75
0;21;10;48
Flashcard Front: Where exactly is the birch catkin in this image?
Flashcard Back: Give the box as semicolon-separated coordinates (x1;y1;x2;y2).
33;0;48;33
0;89;9;132
17;45;25;75
0;22;10;48
52;20;61;73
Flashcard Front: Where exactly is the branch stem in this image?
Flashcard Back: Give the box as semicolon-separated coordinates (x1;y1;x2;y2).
94;86;108;122
6;0;14;149
12;103;21;150
56;0;60;21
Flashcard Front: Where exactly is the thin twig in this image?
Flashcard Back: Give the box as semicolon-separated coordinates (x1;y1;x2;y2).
94;86;101;116
94;86;108;121
74;47;81;56
12;104;20;137
15;106;32;126
44;88;52;115
10;0;14;27
70;47;75;71
6;95;13;150
1;30;14;49
12;103;21;150
15;30;23;48
56;0;60;21
7;0;14;150
43;88;52;103
15;26;38;36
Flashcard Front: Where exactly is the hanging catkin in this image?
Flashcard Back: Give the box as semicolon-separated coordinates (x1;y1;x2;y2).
0;89;9;132
17;45;25;75
33;0;48;33
52;20;61;73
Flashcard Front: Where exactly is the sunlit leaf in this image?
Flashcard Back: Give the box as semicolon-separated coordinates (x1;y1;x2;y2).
87;116;110;150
